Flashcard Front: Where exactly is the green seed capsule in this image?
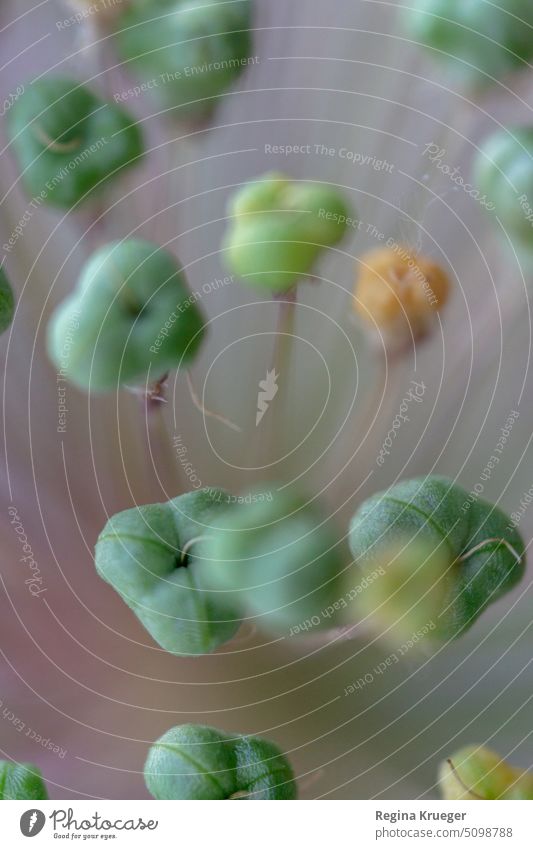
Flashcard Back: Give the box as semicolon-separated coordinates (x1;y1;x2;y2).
439;746;533;800
47;239;205;392
403;1;533;87
116;0;253;120
349;476;525;640
8;77;143;208
475;127;533;256
223;172;353;291
95;489;241;655
0;268;14;335
144;724;297;800
0;762;48;800
198;489;344;631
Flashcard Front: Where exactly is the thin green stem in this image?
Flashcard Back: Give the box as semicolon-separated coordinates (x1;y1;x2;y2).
268;286;298;464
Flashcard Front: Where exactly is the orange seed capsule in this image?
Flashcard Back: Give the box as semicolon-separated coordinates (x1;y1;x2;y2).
354;245;450;347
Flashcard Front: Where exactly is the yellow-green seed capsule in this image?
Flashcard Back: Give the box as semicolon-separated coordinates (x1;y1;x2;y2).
223;172;354;292
350;539;449;647
439;746;533;800
349;476;525;640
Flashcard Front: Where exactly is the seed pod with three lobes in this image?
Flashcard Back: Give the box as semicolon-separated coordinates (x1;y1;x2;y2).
144;724;297;800
223;172;354;292
95;489;241;655
47;239;206;392
8;77;143;208
349;476;525;640
198;488;345;631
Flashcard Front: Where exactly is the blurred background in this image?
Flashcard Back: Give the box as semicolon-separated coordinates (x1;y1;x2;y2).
1;0;532;799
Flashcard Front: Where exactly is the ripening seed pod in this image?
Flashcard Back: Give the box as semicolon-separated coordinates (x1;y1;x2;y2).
8;77;143;208
223;172;354;292
144;724;297;799
439;746;533;800
47;239;205;392
95;489;242;655
198;488;345;631
349;476;525;640
353;246;450;350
